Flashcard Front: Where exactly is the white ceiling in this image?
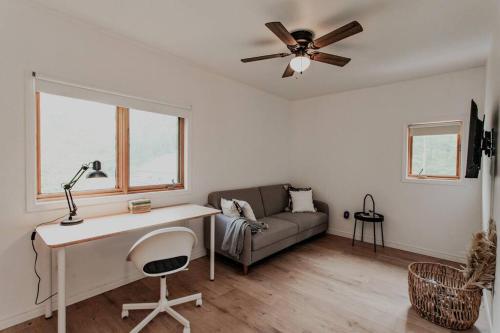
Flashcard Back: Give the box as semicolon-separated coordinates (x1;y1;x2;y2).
31;0;496;100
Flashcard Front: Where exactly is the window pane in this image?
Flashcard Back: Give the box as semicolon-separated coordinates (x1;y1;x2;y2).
129;109;179;187
39;92;117;194
411;134;458;176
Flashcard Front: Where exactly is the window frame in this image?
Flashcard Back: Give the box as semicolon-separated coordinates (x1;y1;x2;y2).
406;122;462;181
35;92;186;201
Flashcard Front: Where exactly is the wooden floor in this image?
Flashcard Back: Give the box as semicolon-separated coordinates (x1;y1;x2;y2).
3;235;490;333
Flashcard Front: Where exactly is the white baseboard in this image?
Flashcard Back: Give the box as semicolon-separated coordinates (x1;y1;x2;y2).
0;248;207;330
328;228;466;263
191;246;207;260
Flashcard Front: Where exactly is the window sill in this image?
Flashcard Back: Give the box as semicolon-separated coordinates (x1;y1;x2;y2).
27;187;192;213
401;177;464;186
36;184;185;201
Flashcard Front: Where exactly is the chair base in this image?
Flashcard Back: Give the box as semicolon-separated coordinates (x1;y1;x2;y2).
122;277;202;333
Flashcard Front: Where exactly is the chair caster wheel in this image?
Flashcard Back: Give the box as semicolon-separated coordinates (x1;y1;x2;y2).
196;299;202;307
121;310;129;319
183;327;190;333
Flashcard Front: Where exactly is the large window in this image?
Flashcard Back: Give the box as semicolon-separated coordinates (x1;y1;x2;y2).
36;92;185;199
407;121;462;180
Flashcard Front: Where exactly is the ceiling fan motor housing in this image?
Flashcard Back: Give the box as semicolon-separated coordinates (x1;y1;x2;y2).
289;30;314;52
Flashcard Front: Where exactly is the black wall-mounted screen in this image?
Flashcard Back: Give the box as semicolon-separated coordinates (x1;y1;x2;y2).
465;100;484;178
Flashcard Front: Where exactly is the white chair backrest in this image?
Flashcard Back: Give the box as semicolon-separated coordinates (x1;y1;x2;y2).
127;227;198;277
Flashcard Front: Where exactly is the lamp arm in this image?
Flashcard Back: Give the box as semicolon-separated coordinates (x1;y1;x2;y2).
68;187;78;217
65;164;90;189
63;187;73;218
63;163;92;220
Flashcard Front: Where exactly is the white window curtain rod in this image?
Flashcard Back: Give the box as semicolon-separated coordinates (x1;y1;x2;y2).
32;71;192;111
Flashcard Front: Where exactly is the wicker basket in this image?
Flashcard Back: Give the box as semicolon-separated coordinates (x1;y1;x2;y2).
408;262;482;330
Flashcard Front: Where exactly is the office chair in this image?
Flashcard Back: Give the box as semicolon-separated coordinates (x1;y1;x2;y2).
122;227;202;333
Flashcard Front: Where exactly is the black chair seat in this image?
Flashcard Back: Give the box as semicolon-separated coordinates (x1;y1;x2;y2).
143;255;188;275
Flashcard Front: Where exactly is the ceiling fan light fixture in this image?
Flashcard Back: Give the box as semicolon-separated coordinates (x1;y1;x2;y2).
289;55;310;73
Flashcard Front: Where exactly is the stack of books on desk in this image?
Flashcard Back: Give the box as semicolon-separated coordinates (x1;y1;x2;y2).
128;199;151;214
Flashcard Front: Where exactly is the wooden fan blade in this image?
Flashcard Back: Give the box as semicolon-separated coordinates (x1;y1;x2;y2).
313;21;363;49
282;63;294;78
310;52;351;66
265;22;298;46
241;53;290;63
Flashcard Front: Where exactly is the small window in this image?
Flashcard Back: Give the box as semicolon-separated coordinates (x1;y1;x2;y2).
36;91;185;199
407;121;462;180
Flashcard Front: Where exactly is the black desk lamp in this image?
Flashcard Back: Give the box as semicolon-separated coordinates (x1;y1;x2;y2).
61;160;108;226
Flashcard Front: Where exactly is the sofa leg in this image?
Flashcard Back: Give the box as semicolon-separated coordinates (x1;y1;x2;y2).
243;265;249;275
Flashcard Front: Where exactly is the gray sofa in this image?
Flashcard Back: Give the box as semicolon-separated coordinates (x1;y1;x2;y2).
204;184;329;274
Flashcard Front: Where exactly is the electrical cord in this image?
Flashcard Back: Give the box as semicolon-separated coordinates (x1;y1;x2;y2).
31;214;66;305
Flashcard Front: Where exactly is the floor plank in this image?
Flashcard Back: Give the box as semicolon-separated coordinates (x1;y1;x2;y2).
2;235;490;333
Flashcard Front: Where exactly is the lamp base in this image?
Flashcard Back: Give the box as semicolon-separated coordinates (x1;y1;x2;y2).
60;217;84;226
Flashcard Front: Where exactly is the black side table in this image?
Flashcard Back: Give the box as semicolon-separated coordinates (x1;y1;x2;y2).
352;212;384;252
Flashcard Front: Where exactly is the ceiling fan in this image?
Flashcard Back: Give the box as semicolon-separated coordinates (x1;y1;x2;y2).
241;21;363;78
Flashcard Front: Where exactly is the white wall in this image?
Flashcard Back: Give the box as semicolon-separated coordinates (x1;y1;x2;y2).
0;0;492;331
0;0;291;328
482;0;500;329
290;67;485;262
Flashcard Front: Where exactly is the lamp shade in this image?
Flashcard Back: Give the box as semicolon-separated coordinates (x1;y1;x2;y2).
290;56;311;73
87;170;107;178
86;160;108;178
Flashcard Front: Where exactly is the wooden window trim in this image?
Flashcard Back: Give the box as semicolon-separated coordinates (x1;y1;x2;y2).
178;117;185;186
36;93;185;200
407;131;413;176
36;92;42;195
37;188;124;201
456;133;462;178
126;112;185;192
407;126;462;180
117;106;129;194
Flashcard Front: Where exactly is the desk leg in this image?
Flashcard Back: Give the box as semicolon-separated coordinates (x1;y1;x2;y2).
44;248;53;319
210;215;215;281
57;248;66;333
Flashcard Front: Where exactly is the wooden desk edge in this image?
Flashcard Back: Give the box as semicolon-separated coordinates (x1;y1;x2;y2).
38;210;221;248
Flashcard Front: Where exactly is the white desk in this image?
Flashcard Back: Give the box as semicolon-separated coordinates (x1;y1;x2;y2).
36;204;220;333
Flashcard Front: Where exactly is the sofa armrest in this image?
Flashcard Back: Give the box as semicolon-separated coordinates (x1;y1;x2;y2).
203;205;252;266
314;200;329;216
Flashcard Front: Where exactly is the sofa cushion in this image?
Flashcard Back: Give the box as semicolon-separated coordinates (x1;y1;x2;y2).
220;198;242;218
289;189;315;213
259;184;289;216
208;187;266;219
272;212;328;232
252;217;298;251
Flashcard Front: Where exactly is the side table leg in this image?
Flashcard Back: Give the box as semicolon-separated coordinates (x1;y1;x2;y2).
381;222;385;248
351;219;357;246
373;222;377;252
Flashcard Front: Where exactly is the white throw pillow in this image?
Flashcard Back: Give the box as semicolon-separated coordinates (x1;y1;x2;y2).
220;198;241;218
233;199;257;221
290;189;315;213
